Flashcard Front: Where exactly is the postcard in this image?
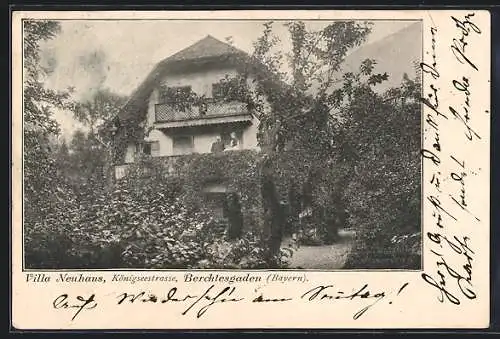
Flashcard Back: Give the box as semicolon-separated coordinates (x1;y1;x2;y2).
11;9;491;329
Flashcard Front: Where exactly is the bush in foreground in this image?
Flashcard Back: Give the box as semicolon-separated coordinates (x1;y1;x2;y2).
24;173;291;269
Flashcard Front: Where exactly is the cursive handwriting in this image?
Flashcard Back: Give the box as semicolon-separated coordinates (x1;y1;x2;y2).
449;155;481;221
181;285;244;318
420;18;479;309
448;76;481;141
52;283;409;322
117;285;244;319
422;234;475;305
450;13;481;71
421;27;439;79
301;283;409;320
421;25;447;170
52;293;97;321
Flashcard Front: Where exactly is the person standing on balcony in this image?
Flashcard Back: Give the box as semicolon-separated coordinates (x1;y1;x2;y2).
211;135;225;153
199;101;208;116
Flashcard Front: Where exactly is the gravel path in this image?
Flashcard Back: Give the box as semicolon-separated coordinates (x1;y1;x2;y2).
282;230;355;269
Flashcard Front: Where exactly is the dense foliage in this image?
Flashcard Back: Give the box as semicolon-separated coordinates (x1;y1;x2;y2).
341;71;422;268
23;20;421;270
23;21;75;223
241;21;421;265
25;160;291;269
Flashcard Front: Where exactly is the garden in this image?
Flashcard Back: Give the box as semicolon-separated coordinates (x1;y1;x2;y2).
23;20;422;270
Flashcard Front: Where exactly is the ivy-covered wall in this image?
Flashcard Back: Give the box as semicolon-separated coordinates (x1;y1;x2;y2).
123;149;264;231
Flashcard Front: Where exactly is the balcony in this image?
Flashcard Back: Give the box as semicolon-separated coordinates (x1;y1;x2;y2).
154;100;253;129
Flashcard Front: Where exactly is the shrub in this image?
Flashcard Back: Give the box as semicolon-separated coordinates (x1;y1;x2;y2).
340;75;422;269
24;163;290;269
343;227;421;269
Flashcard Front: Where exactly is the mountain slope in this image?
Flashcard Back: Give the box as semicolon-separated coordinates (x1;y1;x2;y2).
339;21;422;92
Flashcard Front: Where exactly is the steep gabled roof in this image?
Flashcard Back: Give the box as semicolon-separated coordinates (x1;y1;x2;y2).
118;35;250;121
167;35;246;62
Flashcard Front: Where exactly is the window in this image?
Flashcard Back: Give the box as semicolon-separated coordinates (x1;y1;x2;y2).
143;143;151;155
204;192;227;219
136;141;160;156
172;135;194;155
212;78;243;101
202;183;228;219
146;141;160;156
212;83;225;100
159;85;192;105
150;141;160;154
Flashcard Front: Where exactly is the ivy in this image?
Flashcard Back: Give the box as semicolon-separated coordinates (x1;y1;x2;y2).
125;150;262;215
26;150;294;269
24;21;422;269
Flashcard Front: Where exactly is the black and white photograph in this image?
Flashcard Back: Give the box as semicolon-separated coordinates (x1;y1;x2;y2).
23;18;423;270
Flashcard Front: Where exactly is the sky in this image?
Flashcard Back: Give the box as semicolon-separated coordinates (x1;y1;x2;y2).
38;20;418;138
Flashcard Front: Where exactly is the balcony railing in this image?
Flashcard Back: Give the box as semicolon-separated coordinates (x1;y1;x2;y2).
155;100;249;123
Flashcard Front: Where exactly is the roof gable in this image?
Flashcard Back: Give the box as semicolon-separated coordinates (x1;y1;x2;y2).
165;35;246;63
118;36;254;121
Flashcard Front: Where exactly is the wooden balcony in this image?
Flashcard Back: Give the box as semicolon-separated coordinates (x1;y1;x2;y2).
154;100;253;129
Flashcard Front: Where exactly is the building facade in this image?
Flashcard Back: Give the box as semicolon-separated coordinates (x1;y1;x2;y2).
113;36;266;226
115;35;261;179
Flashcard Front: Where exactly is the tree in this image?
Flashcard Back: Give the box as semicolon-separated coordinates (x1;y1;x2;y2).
60;129;103;193
22;21;81;268
243;21;374;253
73;88;126;135
332;62;422;268
23;20;74;222
245;21;421;267
71;88;127;189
